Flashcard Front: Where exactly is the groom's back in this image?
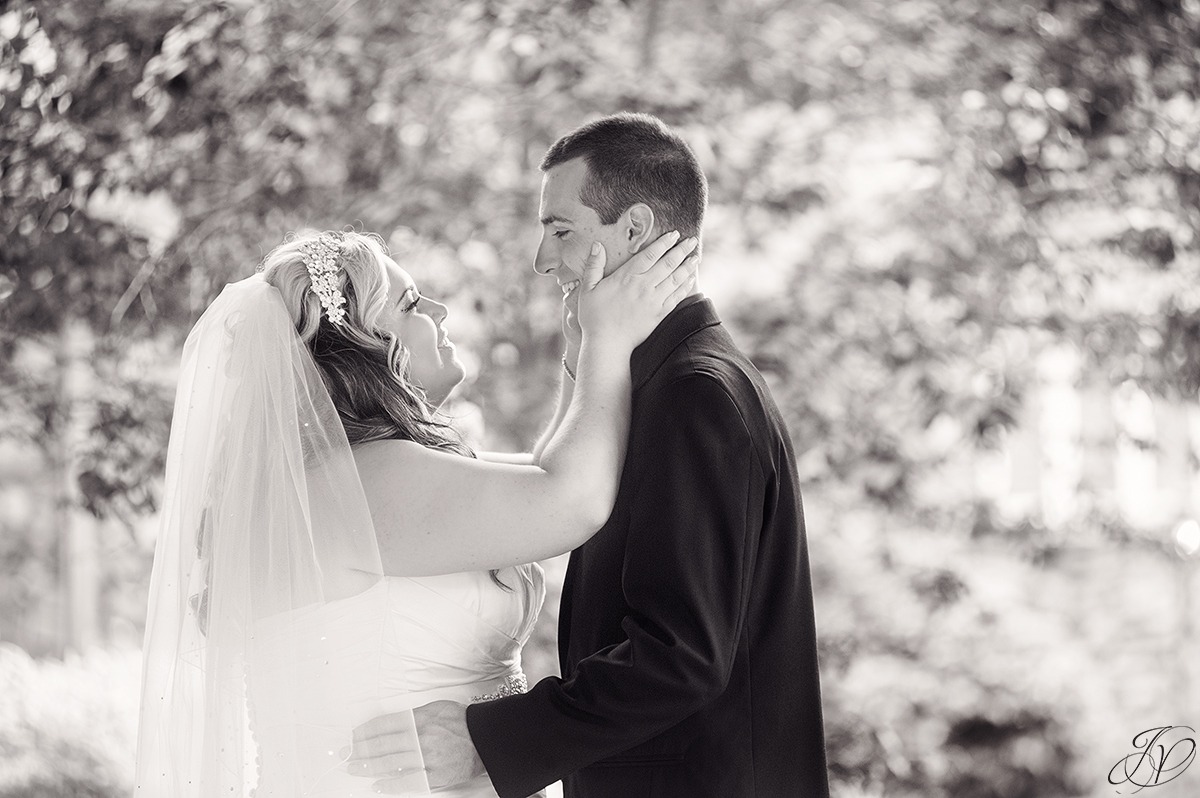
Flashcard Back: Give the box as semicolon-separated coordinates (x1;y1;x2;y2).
558;298;830;797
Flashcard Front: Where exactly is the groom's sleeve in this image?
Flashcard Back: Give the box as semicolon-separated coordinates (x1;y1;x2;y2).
466;375;762;798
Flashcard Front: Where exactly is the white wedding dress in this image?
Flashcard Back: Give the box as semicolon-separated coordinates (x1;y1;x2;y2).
246;564;545;797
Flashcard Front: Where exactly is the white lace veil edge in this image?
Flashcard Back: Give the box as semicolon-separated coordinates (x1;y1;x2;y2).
133;274;385;796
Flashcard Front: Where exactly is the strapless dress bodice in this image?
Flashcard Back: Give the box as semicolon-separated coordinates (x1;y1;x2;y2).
246;565;545;797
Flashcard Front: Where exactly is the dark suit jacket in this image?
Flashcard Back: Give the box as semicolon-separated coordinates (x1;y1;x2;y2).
467;298;829;798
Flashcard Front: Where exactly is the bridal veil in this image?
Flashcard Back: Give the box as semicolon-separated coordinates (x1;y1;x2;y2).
133;274;400;796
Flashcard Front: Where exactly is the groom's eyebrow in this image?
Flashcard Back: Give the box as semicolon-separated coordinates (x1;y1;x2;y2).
540;214;573;226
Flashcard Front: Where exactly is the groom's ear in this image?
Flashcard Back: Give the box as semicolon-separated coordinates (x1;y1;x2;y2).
623;204;656;251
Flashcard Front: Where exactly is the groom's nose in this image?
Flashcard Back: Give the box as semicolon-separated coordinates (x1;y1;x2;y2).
532;237;556;276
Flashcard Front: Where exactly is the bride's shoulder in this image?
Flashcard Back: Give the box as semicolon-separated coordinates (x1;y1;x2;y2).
352;439;485;493
353;438;452;465
352;439;442;482
353;438;424;459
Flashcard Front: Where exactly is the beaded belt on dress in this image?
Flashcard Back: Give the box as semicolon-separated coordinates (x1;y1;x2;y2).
471;673;528;703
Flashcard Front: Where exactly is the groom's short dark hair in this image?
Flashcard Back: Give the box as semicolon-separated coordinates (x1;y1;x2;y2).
540;112;708;240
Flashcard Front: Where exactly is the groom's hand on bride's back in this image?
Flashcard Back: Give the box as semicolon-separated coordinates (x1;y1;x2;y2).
347;700;484;793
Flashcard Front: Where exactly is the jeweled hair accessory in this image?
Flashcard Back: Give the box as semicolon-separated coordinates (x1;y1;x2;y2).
301;233;347;326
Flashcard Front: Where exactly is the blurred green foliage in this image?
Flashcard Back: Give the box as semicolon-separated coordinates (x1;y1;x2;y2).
0;644;139;798
3;0;1200;796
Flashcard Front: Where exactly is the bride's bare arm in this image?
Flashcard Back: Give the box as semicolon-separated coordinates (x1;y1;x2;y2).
355;337;628;574
530;287;581;464
356;233;697;576
530;372;573;464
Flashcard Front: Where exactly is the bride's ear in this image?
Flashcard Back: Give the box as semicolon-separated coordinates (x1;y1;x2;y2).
622;204;656;251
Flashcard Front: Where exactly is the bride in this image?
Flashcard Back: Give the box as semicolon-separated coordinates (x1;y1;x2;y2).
133;229;697;797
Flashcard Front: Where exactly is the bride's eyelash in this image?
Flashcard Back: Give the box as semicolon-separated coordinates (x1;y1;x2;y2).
402;292;421;314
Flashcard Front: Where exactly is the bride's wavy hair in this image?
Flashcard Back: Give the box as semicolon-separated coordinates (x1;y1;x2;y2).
259;230;472;458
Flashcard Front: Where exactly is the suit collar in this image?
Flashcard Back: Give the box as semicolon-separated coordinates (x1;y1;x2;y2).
630;295;721;390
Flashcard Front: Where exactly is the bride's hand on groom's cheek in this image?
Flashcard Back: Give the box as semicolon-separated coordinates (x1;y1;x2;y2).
347;701;483;793
577;231;698;347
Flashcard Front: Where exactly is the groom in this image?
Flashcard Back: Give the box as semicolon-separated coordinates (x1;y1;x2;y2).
354;113;830;797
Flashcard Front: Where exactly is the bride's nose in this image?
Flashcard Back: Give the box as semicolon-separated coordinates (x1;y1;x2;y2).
424;297;449;322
